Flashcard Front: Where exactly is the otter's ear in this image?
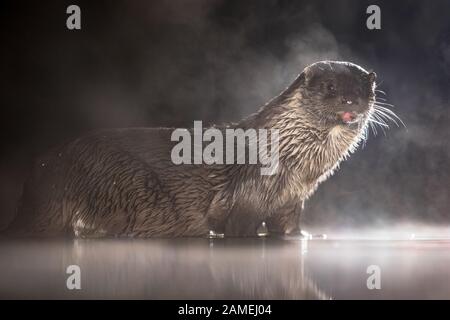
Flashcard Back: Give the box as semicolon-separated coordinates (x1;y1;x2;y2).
368;71;377;83
302;65;315;85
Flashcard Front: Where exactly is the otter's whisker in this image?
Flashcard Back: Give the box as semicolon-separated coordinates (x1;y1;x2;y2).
374;101;396;108
373;103;397;113
374;111;399;128
372;113;390;127
373;107;398;126
371;114;389;136
369;111;389;127
360;122;370;147
375;79;385;87
370;118;389;133
373;105;406;128
370;121;378;136
367;117;379;136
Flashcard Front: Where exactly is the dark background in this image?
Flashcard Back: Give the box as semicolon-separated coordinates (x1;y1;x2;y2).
1;0;449;230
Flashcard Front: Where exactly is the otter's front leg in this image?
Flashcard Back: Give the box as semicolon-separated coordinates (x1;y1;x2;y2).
266;201;303;237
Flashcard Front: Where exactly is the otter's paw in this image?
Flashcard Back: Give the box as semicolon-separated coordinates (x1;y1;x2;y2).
268;229;308;240
285;228;304;238
207;230;225;239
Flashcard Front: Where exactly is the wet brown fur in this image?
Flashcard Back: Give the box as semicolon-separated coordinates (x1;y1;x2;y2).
7;61;376;237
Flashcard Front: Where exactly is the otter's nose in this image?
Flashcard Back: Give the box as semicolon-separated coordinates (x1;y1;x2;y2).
341;97;353;105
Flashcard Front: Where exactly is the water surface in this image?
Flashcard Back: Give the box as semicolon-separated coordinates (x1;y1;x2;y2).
0;237;449;299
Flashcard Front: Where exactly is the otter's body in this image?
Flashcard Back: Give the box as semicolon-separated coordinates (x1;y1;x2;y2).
9;61;379;237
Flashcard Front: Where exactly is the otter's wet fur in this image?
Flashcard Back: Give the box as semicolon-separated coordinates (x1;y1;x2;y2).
8;61;383;238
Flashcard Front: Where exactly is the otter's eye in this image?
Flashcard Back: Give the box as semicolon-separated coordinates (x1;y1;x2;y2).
327;83;336;93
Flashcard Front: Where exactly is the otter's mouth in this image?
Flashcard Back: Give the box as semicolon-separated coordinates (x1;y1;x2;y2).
336;111;360;124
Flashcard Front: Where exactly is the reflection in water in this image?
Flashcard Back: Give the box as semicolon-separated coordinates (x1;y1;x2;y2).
0;238;328;299
0;237;449;299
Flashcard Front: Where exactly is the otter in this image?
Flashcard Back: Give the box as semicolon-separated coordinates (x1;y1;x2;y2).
8;61;388;238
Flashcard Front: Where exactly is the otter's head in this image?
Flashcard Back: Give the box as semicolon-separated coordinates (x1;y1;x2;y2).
297;61;376;129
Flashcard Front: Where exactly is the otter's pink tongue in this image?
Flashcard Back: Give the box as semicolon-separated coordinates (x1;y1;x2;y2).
341;112;356;123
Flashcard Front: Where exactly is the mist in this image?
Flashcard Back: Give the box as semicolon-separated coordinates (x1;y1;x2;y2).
1;0;449;231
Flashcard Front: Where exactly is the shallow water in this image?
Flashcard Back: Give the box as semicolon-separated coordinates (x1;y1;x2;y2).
0;237;449;299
